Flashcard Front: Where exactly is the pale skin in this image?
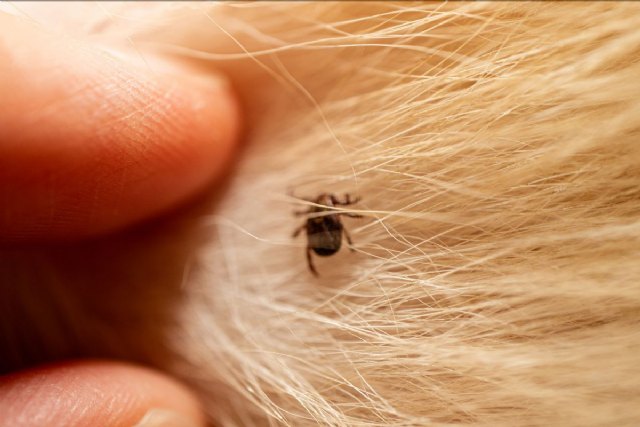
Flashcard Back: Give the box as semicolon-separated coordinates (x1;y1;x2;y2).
0;12;241;427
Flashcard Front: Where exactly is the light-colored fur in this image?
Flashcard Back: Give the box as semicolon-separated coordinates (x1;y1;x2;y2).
2;2;640;426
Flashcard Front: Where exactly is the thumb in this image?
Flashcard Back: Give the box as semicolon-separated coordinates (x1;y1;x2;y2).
0;13;241;242
0;360;206;427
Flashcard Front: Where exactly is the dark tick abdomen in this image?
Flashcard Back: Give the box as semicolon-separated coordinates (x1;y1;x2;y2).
313;245;339;256
307;216;342;256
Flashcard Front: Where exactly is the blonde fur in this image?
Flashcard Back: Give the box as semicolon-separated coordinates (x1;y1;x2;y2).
2;2;640;426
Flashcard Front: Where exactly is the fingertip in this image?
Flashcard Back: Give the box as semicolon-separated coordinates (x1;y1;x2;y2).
0;13;242;241
0;360;206;427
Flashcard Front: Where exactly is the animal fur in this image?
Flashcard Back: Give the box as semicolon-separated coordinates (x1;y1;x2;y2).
1;2;639;426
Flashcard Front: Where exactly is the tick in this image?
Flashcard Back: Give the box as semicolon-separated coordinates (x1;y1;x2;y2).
292;193;362;276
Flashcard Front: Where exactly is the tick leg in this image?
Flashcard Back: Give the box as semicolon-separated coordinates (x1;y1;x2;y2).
332;193;362;206
292;224;306;238
342;227;356;252
306;247;319;276
294;209;311;216
347;193;362;205
341;193;363;217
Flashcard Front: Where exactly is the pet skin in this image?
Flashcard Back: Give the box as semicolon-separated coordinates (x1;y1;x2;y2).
1;2;640;426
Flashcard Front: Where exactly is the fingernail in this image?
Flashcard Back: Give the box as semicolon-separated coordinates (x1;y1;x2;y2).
133;408;201;427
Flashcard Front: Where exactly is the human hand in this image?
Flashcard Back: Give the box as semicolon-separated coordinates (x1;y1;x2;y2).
0;12;240;427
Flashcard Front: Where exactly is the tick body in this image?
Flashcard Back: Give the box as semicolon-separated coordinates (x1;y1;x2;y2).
292;193;362;276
